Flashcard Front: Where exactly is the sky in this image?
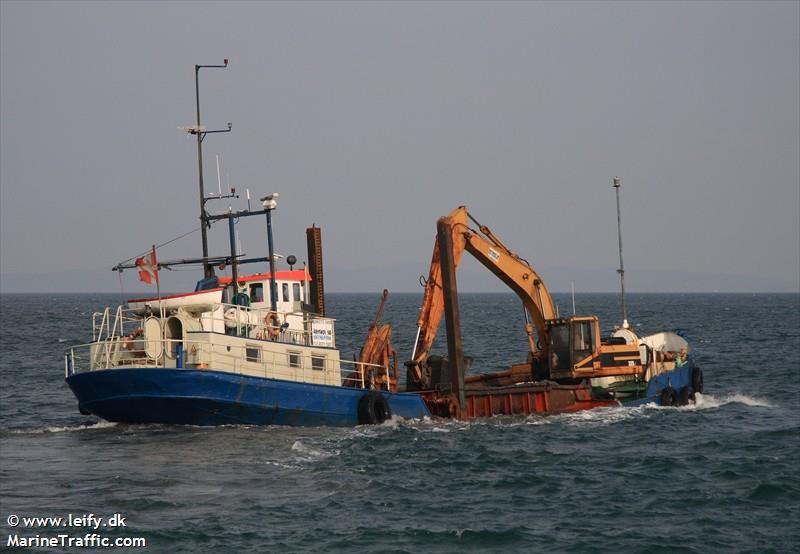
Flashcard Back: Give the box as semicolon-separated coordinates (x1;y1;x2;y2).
1;1;798;294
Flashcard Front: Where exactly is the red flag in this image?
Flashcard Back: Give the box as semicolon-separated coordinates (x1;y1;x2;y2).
135;246;159;285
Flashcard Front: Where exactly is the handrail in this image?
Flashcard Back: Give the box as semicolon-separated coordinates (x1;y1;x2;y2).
65;336;394;391
213;302;336;348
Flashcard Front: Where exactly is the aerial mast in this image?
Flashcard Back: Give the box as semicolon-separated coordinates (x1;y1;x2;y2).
190;59;231;277
613;177;628;328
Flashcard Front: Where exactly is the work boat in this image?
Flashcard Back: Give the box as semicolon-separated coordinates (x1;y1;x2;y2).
64;228;430;426
64;60;429;426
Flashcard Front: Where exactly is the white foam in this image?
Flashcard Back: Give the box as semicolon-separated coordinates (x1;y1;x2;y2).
263;460;301;470
290;440;338;460
548;405;647;426
380;414;404;429
11;421;118;435
691;392;774;409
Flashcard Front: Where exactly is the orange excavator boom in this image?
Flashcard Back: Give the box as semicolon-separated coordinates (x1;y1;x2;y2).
409;206;557;378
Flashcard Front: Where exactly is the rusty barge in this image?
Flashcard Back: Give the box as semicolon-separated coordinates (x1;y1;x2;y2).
401;203;702;420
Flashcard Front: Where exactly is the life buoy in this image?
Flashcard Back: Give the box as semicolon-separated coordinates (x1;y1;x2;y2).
125;328;144;351
691;367;704;394
660;386;677;407
357;391;391;425
264;312;281;340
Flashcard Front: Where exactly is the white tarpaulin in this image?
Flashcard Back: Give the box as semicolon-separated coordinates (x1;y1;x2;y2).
640;331;688;353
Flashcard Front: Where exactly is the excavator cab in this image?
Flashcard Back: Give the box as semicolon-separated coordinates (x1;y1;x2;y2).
547;316;643;380
547;316;601;376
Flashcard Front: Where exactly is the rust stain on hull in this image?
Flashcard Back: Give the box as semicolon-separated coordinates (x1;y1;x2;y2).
421;383;618;420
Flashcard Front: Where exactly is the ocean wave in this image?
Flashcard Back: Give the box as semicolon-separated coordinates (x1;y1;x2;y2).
263;460;302;470
7;420;118;435
548;406;647;426
291;440;339;461
687;393;775;410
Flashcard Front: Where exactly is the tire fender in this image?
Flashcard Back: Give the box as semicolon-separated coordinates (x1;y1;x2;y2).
660;386;677;407
691;366;704;394
357;391;391;425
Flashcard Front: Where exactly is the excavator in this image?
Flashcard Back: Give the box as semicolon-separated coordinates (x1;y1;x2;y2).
405;206;645;397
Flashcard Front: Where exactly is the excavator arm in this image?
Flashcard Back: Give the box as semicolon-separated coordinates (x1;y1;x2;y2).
409;206;557;381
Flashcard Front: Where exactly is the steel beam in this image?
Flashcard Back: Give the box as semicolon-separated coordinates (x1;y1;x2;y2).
437;219;466;410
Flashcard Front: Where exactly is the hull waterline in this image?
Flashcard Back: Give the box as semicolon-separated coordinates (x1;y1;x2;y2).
67;368;430;426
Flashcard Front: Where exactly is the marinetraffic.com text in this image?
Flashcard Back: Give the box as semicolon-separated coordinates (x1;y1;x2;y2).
6;513;146;549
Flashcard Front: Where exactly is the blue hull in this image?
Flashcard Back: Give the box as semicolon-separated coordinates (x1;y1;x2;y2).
66;368;430;426
624;358;699;407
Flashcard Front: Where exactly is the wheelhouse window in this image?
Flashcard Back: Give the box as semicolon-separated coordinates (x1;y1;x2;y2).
282;283;290;302
549;324;570;371
572;321;594;358
250;283;264;303
311;355;325;371
292;283;301;302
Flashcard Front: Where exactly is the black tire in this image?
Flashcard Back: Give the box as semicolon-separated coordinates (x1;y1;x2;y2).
357;391;391;425
660;387;677;407
678;387;690;406
691;367;704;394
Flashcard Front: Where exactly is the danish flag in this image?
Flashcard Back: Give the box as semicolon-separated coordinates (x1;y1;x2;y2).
135;246;159;285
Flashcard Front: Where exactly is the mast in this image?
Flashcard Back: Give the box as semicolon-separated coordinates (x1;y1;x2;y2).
191;59;231;277
613;177;628;328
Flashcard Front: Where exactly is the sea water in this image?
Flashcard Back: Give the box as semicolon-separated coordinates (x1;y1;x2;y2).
1;293;798;553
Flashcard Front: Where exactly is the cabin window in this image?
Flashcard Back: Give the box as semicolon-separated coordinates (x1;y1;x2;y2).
293;283;301;302
288;351;302;368
250;283;264;303
282;283;290;302
246;345;261;363
311;355;326;371
573;321;594;357
549;324;570;371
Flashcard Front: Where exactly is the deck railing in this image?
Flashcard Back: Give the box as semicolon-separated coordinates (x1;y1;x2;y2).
216;302;335;348
65;337;393;391
92;306;142;342
91;301;334;348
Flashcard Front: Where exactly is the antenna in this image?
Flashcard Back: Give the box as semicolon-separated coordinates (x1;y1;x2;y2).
216;155;222;196
246;188;251;211
191;59;232;276
613;177;628;328
571;280;576;315
178;125;206;134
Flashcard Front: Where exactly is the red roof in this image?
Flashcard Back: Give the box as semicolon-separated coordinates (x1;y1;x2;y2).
218;270;312;285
